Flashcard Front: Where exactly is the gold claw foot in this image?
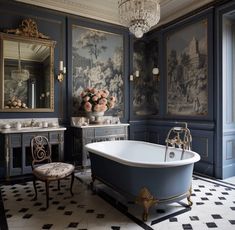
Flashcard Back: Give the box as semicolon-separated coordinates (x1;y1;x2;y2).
143;212;148;222
136;187;157;221
187;185;193;206
187;196;193;206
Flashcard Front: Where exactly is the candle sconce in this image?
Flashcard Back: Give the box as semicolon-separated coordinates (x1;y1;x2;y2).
130;70;140;81
58;61;66;82
152;67;160;81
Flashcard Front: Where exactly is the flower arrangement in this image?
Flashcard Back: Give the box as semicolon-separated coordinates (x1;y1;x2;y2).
80;88;116;113
5;96;28;109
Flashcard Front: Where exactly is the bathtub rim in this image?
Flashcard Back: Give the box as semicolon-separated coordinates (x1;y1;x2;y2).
85;140;200;168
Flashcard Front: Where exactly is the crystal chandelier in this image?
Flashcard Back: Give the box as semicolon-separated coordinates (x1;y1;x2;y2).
118;0;160;38
11;42;30;86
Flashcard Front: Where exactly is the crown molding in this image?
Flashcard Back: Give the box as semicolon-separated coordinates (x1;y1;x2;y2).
16;0;215;29
158;0;214;27
15;0;120;25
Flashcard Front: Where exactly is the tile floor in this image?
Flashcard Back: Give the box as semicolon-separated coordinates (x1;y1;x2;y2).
0;173;235;230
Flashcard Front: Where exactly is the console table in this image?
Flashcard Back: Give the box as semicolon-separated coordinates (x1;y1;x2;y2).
71;124;129;168
0;125;66;179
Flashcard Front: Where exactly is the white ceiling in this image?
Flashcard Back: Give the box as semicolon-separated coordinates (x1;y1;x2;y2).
4;40;50;62
16;0;215;29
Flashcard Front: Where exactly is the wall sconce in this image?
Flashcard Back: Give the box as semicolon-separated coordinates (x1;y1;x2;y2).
57;61;66;82
152;67;160;81
130;70;140;81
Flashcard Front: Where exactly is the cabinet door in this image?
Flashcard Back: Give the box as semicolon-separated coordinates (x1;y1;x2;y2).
10;134;22;176
94;127;126;138
11;146;22;176
49;131;64;161
73;135;83;165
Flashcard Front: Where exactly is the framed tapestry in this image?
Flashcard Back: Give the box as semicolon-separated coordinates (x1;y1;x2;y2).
166;18;209;117
71;25;124;117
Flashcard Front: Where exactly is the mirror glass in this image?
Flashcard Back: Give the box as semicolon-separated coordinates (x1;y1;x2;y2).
0;33;55;112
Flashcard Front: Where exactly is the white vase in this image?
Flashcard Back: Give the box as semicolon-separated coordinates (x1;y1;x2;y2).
93;111;104;117
87;111;104;124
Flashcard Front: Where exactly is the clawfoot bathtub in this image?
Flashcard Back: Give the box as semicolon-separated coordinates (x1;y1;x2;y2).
85;140;200;221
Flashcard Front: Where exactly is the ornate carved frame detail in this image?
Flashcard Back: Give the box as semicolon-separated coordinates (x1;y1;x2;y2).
6;18;50;39
0;19;56;112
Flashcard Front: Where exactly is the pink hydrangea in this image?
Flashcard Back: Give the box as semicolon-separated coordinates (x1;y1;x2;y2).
96;93;101;98
80;87;116;113
84;101;92;112
92;96;98;101
90;88;98;94
83;96;90;102
99;98;107;105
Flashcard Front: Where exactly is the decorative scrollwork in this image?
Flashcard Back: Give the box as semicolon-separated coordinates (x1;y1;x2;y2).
31;136;51;164
6;18;50;39
34;142;47;160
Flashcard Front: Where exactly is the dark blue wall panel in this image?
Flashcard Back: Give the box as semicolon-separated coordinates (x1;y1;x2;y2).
0;0;66;120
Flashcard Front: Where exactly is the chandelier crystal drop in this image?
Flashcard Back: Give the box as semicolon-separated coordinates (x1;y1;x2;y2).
11;42;30;85
118;0;160;38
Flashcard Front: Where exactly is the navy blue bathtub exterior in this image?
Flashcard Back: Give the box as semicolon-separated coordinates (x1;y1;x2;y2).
89;152;194;201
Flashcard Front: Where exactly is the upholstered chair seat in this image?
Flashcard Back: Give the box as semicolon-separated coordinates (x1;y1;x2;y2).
31;136;75;208
33;162;75;181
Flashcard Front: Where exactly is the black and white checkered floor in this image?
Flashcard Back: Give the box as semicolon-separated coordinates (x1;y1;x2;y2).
0;173;235;230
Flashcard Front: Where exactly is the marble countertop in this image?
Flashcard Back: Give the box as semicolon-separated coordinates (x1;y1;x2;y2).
0;126;66;134
72;123;129;128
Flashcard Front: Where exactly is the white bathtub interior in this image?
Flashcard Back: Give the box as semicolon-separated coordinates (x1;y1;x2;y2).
85;140;200;168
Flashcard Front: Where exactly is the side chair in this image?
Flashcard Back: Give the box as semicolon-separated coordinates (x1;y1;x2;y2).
31;135;75;208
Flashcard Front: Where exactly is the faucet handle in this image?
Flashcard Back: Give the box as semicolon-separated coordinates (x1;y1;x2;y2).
31;119;35;126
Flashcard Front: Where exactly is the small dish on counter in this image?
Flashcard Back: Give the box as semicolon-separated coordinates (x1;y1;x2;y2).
15;122;22;129
50;122;58;127
42;121;48;128
2;124;11;129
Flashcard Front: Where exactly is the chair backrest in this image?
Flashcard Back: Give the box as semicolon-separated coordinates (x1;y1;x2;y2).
31;136;52;167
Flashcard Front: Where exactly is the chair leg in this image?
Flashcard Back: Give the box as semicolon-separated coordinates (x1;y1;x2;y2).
57;180;60;190
70;172;74;196
45;181;50;209
32;177;37;200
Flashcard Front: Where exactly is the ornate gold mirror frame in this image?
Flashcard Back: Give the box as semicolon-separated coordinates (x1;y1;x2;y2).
0;19;56;112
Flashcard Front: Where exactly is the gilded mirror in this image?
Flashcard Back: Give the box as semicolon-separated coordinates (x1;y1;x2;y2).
0;19;56;112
